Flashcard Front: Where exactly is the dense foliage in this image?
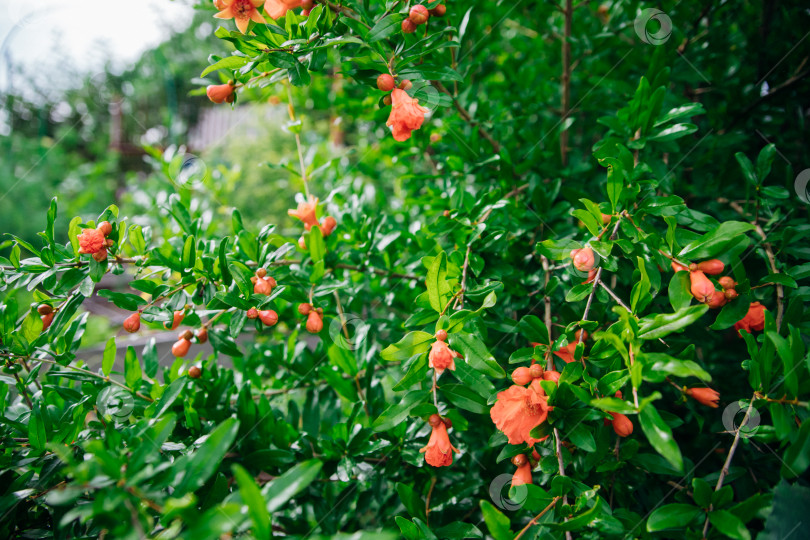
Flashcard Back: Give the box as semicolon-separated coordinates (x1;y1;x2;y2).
1;1;809;539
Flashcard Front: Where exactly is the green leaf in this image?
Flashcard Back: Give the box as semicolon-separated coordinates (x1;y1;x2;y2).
517;314;549;347
368;14;403;42
28;402;46;452
176;417;240;495
309;225;325;263
711;295;751;330
152;378;185;418
449;333;505;378
639;404;683;471
646;503;701;532
678;221;755;260
372;392;424;431
426;252;451;313
709;510;751;540
233;464;271;540
781;413;810;478
590;397;636;414
735;152;757;185
638;304;708;339
263;459;322;512
440;383;489;414
201;55;249;77
124;346;142;389
479;500;512;540
102;337;116;376
649;123;698;141
599;157;624;213
182;235;196;269
68;216;82;256
396;483;427;521
381;331;433;362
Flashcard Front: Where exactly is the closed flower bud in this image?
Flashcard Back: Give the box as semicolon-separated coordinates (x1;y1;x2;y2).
686;387;720;408
196;327;208;343
570;247;595;272
401;18;417;33
697;259;725;275
123;312;141;333
92;250;108;262
97;221;112;236
206;83;235;104
382;94;392;106
689;270;715;303
409;4;429;24
511;453;528;467
428;413;442;427
511;367;533;386
530;363;544;379
166;310;184;330
724;288;739;300
298;235;307;250
172;338;191;358
718;276;737;290
180;329;194;341
601;213;612;224
398;79;413;91
188;366;201;379
37;304;53;316
707;290;727;309
321;216;337;237
542;370;561;384
306;311;323;333
435;329;448;341
298;303;312;315
256;268;267;278
259;310;278;326
41;312;54;331
254;278;273;295
611;413;633;437
247;307;259;319
377;74;395;92
442;417;452;429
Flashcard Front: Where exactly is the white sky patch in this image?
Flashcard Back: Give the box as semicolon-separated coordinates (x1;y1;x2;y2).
0;0;196;94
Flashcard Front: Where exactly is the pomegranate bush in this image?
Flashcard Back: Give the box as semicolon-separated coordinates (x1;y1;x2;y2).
1;1;809;539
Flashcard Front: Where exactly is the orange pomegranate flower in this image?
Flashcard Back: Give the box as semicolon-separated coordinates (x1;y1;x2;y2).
490;382;550;445
553;342;577;364
77;228;106;255
429;340;456;376
386;88;429;142
420;417;459;467
734;302;766;336
686;387;720;408
264;0;303;19
214;0;266;34
288;195;320;230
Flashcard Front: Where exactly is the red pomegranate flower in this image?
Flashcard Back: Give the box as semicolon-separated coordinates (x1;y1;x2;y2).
420;419;459;467
78;228;105;255
288;195;320;230
428;340;456;376
686;387;720;408
490;382;550;446
386;88;429;141
214;0;266;34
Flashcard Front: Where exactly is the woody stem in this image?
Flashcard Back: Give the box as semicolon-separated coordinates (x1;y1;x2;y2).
628;343;640;408
432;370;439;410
513;496;562;540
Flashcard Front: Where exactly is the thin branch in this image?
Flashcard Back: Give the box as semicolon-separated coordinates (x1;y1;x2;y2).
702;394;756;537
513;496;562;540
560;0;573;165
36;357;154;403
434;82;501;153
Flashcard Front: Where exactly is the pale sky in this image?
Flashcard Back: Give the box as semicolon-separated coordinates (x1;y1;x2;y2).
0;0;196;94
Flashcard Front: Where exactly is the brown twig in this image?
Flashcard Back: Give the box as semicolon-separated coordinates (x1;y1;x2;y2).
434;82;501;153
513;496;562;540
426;476;437;526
